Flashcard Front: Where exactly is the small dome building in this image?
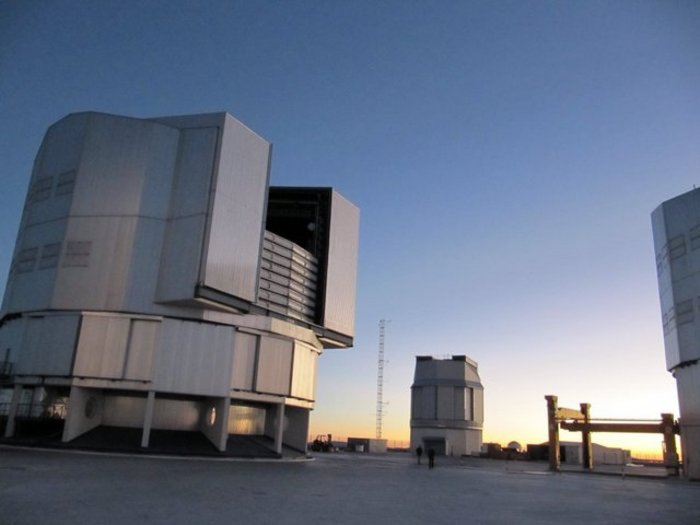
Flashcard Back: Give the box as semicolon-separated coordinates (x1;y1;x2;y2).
410;355;484;456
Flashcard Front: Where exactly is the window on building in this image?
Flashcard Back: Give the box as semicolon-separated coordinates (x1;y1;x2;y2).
39;243;61;269
676;300;694;326
30;177;53;203
63;241;92;267
55;170;77;196
668;235;687;260
15;247;38;273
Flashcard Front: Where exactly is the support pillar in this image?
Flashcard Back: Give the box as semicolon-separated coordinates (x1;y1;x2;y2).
3;384;22;438
661;413;679;476
545;395;560;471
580;403;592;470
141;391;155;448
274;403;285;455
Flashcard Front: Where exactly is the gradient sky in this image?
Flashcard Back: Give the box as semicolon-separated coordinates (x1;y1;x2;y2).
2;1;699;455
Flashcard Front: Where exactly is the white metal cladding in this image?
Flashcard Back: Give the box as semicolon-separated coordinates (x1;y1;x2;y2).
123;219;169;313
73;315;131;378
322;191;360;337
290;342;318;400
32;113;89;190
52;216;138;311
166;127;216;218
124;320;161;381
255;336;293;396
3;231;63;313
436;386;453;420
16;315;80;376
200;115;270;303
453;387;466;420
473;388;484;423
153;318;233;397
134;126;180;218
652;190;700;369
70;114;169;217
155;215;207;303
155;126;217;304
230;331;257;391
418;386;437;419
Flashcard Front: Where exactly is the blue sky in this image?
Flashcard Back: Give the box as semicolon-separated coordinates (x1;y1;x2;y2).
2;1;699;453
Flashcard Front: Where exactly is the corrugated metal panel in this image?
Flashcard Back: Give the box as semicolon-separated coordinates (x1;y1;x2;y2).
200;115;270;303
257;290;315;315
153;319;233;397
73;315;130;378
259;259;318;287
322;191;360;337
257;231;319;323
255;335;292;396
124;320;161;381
231;331;257;391
290;342;317;401
259;268;317;294
16;314;80;376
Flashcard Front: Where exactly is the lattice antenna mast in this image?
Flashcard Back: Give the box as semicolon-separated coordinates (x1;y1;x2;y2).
376;319;388;439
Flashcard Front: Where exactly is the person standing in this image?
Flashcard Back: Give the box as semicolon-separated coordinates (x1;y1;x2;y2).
428;448;435;469
416;445;423;465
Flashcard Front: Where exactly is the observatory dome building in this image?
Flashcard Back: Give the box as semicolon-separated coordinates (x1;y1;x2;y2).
410;355;484;456
652;188;700;479
0;111;359;457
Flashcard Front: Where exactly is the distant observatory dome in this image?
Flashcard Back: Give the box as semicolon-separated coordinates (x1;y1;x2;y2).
507;441;522;452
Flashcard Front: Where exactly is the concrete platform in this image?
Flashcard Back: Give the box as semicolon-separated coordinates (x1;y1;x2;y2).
0;449;698;525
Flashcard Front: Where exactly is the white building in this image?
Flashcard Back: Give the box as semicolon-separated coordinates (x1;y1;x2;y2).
0;111;359;457
410;355;484;456
559;442;631;466
652;188;700;479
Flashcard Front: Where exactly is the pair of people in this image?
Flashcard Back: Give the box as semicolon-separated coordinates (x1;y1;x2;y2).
415;445;435;468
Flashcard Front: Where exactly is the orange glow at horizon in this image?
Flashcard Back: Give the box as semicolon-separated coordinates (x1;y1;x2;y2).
310;411;676;460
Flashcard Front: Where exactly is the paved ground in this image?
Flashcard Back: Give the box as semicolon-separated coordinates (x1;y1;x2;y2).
1;447;698;525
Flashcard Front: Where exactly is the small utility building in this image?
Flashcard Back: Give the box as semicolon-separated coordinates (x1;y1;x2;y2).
410;355;484;456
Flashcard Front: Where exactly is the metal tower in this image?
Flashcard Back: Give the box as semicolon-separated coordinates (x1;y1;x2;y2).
376;319;387;439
